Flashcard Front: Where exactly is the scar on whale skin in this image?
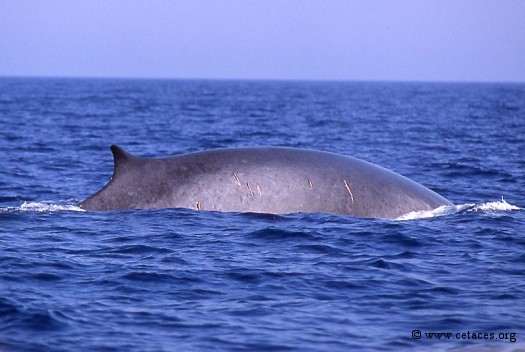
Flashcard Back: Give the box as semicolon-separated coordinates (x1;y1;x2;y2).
343;179;354;204
232;172;241;187
246;182;254;197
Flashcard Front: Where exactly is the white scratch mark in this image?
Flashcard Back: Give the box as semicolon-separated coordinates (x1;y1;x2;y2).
343;179;354;204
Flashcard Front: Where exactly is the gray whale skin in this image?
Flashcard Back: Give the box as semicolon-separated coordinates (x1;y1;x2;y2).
79;145;453;220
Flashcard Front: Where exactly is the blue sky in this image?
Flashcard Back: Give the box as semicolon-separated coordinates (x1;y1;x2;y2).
1;0;524;82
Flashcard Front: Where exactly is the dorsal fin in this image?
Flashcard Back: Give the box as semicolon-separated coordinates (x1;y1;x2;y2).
110;145;138;179
110;145;133;163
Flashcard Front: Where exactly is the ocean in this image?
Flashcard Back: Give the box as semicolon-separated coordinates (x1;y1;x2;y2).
1;77;524;351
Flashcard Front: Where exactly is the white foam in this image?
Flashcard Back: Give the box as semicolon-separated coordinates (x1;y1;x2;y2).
395;204;471;221
1;201;84;213
471;197;521;212
396;197;521;221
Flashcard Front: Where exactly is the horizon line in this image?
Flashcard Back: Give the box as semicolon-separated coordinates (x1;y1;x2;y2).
1;73;524;85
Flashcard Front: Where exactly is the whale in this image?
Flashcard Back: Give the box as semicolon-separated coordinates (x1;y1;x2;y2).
79;145;453;219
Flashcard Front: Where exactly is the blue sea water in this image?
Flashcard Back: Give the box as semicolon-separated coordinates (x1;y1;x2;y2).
1;77;524;351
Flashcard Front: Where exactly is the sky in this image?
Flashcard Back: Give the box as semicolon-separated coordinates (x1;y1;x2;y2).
1;0;524;82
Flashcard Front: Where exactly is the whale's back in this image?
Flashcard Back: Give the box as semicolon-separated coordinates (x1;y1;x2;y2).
79;146;452;219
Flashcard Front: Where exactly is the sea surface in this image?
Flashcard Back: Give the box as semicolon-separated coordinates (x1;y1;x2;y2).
1;77;524;351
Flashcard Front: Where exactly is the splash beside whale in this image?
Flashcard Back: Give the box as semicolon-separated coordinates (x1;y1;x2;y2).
79;146;453;219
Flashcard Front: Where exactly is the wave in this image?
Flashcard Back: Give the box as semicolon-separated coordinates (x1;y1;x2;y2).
396;197;521;221
0;201;84;213
1;199;520;220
